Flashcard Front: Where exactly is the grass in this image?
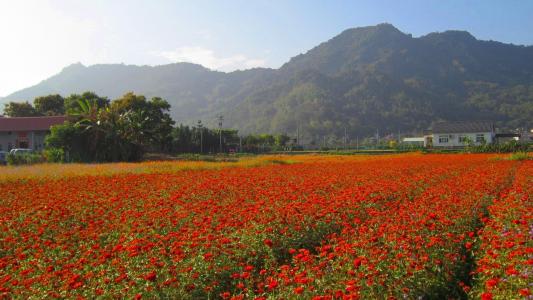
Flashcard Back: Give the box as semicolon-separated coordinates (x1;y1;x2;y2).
490;151;532;161
507;151;532;161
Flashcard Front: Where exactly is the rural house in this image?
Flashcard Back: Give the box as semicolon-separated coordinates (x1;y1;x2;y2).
427;121;495;148
0;116;66;151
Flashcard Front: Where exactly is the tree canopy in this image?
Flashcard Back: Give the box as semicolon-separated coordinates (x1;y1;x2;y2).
3;101;39;117
46;92;175;162
64;92;109;115
34;94;65;116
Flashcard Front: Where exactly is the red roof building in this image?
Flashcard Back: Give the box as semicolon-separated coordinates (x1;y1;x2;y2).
0;116;67;151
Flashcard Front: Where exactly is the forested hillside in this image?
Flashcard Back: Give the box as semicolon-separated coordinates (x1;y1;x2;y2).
3;24;532;140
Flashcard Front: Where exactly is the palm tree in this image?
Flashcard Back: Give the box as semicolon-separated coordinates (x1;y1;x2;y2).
70;99;111;160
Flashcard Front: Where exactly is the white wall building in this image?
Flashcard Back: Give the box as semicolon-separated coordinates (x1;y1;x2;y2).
428;121;495;148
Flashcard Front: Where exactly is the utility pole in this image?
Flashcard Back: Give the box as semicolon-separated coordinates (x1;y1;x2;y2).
344;127;347;150
398;130;401;144
376;129;380;149
296;126;300;146
197;120;203;154
356;136;359;151
239;136;242;153
323;136;326;149
217;115;224;153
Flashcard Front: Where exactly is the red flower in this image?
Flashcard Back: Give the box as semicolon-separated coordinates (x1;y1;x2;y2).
485;278;498;289
144;271;157;282
481;292;492;300
505;266;519;276
244;265;254;271
267;278;278;290
353;257;363;268
263;239;273;248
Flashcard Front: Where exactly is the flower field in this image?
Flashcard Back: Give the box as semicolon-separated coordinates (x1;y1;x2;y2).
0;154;530;299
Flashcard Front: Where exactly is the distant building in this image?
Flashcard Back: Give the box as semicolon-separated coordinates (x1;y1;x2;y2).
402;137;425;147
0;116;66;151
522;129;533;143
428;121;495;148
494;133;521;144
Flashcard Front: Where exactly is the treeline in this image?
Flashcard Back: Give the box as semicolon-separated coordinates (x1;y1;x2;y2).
172;125;293;153
37;92;173;162
2;92;296;162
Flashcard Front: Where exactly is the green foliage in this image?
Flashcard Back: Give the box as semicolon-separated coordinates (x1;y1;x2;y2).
3;101;39;117
507;152;531;161
241;133;292;152
5;94;65;117
46;122;90;162
6;152;45;165
465;140;531;153
64;92;109;115
46;92;174;162
172;125;239;153
43;148;65;163
33;94;65;116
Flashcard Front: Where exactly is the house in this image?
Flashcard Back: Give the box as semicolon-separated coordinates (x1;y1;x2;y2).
428;121;495;148
0;116;67;151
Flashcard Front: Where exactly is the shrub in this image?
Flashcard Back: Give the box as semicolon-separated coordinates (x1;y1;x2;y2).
6;153;45;166
466;141;531;153
507;151;531;161
43;148;65;163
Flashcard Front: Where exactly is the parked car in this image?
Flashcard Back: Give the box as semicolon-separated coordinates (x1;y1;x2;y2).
0;151;7;165
9;148;33;156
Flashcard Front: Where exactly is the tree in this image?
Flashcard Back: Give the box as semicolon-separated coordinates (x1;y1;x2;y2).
111;93;175;152
34;94;65;116
64;92;109;115
274;134;291;148
3;101;39;117
46;122;88;162
46;92;175;162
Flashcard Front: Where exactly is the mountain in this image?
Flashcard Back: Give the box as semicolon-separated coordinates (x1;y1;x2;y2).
3;24;533;140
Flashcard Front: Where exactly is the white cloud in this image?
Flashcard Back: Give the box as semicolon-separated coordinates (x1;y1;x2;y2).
155;46;266;71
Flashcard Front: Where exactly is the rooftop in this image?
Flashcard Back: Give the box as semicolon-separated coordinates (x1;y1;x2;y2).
431;121;494;134
0;116;67;132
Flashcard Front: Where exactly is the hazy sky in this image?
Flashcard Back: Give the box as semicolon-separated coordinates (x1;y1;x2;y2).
1;0;532;97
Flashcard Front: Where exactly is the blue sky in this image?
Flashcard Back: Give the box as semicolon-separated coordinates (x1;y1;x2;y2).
1;0;532;96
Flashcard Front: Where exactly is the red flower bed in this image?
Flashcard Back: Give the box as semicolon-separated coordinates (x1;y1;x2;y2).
470;160;532;300
0;154;529;298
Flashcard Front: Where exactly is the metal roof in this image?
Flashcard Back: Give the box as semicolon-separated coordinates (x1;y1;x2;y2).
431;121;494;134
403;137;425;142
0;116;67;132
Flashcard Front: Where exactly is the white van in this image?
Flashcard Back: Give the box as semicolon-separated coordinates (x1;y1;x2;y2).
9;148;33;156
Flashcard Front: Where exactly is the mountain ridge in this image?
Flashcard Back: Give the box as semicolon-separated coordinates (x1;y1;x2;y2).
3;24;532;139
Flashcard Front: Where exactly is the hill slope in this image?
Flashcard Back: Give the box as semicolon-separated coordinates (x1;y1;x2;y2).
3;24;533;140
